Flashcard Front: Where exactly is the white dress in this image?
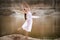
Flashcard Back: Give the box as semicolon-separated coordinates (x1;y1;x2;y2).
22;11;33;32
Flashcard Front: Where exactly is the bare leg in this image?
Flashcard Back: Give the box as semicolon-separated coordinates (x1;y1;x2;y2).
25;31;29;39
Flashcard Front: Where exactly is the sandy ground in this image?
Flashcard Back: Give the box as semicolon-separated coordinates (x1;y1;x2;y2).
0;34;60;40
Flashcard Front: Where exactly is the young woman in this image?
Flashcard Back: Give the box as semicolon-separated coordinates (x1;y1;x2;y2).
18;2;33;40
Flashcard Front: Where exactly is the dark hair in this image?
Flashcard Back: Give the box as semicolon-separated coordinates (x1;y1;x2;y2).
24;13;27;20
24;9;25;10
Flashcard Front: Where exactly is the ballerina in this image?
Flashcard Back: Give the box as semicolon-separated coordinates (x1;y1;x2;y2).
18;2;33;39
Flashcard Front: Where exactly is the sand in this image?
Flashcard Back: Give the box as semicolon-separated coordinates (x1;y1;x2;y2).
0;34;60;40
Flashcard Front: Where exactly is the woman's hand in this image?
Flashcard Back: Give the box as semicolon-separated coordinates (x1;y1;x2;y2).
21;2;30;14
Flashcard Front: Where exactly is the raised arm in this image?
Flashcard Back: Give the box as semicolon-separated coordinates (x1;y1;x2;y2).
22;2;30;11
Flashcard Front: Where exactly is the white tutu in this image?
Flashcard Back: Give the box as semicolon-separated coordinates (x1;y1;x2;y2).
22;11;33;32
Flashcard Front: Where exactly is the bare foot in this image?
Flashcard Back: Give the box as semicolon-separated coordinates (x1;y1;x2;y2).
17;27;22;31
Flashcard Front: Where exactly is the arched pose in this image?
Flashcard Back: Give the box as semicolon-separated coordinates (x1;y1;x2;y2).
18;2;33;39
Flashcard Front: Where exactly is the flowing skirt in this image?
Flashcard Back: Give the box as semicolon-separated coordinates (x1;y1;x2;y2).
22;19;32;32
